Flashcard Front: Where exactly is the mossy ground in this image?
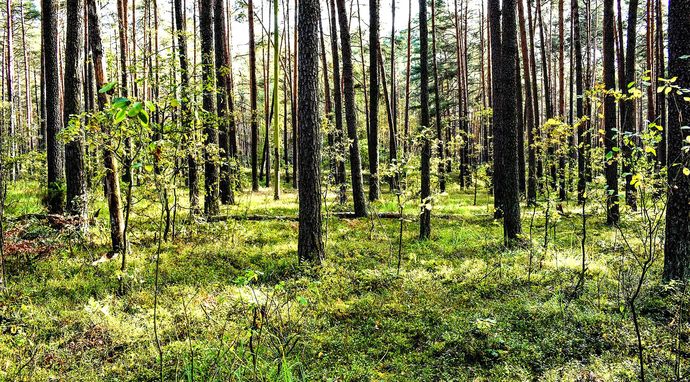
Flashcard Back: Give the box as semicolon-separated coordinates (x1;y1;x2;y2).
0;179;686;381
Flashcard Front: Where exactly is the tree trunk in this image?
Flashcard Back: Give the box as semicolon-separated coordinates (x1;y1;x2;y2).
431;0;445;193
368;0;380;201
501;0;522;242
403;0;412;157
490;0;504;217
663;0;690;281
558;0;567;201
42;0;65;214
249;0;260;191
64;0;88;224
419;0;431;239
215;0;235;205
655;0;666;167
5;0;15;180
336;0;367;217
574;0;587;203
297;0;324;263
328;0;347;199
272;0;281;199
174;0;199;214
87;0;125;256
603;0;620;225
200;0;219;216
518;0;537;204
622;0;639;209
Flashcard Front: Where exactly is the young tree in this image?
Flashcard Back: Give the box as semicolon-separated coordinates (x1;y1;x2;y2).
199;0;219;216
297;0;324;263
662;0;690;281
336;0;367;217
42;0;65;214
603;0;620;225
419;0;431;240
63;0;88;222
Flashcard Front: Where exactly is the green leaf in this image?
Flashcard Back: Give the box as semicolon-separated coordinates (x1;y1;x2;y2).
138;110;150;126
684;168;690;176
99;81;116;93
114;109;127;124
145;101;156;112
127;102;144;117
112;97;130;109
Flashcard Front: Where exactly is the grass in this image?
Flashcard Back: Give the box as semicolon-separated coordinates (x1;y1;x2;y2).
0;179;686;381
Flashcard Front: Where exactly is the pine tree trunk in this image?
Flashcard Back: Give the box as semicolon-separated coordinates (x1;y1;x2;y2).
603;0;620;225
64;0;88;224
431;0;444;193
622;0;639;209
336;0;367;217
328;0;347;199
573;0;587;203
42;0;65;214
368;0;380;201
297;0;324;263
200;0;219;216
419;0;431;239
501;0;522;242
489;0;504;217
249;0;260;191
518;0;537;204
663;0;690;281
215;0;235;205
403;0;412;157
87;0;125;256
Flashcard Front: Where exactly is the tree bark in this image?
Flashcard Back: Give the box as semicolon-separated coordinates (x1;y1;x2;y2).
64;0;88;223
501;0;522;242
200;0;219;216
249;0;260;191
215;0;235;205
622;0;639;209
42;0;65;214
87;0;125;255
431;0;445;193
663;0;690;281
368;0;380;201
297;0;324;263
419;0;431;239
603;0;620;225
328;0;347;198
573;0;587;204
336;0;367;217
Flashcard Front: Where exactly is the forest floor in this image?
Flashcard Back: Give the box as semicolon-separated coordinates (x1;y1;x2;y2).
0;179;687;381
